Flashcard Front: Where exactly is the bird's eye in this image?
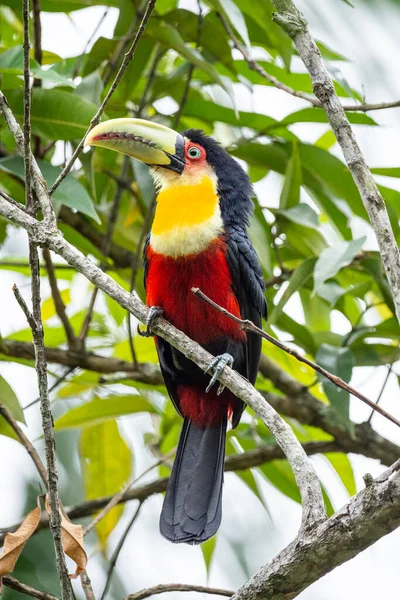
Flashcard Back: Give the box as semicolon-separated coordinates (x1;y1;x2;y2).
187;146;201;159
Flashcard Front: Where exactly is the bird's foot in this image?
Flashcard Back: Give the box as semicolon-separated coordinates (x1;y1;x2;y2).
205;353;234;395
137;306;164;337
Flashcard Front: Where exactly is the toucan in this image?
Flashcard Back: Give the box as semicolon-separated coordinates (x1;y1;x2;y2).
85;119;267;544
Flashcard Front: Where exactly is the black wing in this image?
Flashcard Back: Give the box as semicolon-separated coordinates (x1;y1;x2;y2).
225;224;267;423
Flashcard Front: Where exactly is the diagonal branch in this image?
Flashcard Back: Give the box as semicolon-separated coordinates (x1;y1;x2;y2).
271;0;400;324
232;460;400;600
218;12;400;113
125;585;234;600
192;287;400;428
2;575;59;600
0;440;337;545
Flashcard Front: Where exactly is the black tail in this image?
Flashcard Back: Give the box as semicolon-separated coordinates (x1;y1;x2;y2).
160;417;227;544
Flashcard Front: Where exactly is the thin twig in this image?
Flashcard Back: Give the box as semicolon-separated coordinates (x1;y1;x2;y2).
0;189;29;213
0;438;386;544
73;8;109;79
49;0;156;195
22;0;32;212
42;248;77;349
136;44;164;117
14;281;73;600
83;448;176;537
272;0;400;324
367;365;393;424
100;503;143;600
0;93;57;229
192;287;400;429
0;402;48;486
2;576;59;600
125;584;234;600
32;0;42;89
218;12;400;113
24;367;76;411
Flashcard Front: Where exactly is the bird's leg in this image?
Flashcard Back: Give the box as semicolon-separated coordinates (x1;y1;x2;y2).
137;306;164;337
205;353;234;395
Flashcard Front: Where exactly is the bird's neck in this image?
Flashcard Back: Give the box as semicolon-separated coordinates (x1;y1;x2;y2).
150;175;222;258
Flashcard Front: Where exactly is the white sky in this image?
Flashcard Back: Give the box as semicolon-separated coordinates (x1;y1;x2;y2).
1;0;400;599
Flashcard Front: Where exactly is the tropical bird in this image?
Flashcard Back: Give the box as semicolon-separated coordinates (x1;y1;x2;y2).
85;119;267;544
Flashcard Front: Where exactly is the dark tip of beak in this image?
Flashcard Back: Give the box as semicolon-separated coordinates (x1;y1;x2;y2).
163;134;185;174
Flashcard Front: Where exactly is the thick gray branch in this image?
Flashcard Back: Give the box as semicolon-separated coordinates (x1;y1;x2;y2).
272;0;400;324
232;460;400;600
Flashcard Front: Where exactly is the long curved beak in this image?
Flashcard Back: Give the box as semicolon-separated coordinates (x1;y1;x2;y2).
84;118;186;173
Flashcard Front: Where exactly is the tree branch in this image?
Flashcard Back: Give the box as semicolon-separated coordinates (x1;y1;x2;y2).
49;0;156;195
125;585;234;600
0;403;48;486
219;12;400;113
100;502;143;600
13;283;72;600
2;575;59;600
192;287;400;428
0;338;164;383
232;460;400;600
1;440;336;544
271;0;400;324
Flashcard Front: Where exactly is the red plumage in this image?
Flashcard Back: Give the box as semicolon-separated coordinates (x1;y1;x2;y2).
145;238;245;426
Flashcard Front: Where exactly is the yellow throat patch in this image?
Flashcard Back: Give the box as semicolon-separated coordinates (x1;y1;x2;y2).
150;176;222;257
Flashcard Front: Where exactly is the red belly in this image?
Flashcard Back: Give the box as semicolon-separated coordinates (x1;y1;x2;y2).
145;238;245;345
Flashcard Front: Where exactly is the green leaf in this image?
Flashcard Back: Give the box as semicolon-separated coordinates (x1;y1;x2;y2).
0;156;100;223
0;374;25;424
326;452;356;496
80;419;132;549
75;71;103;105
144;21;233;100
371;167;400;178
55;395;159;430
164;10;234;70
213;0;251;49
201;536;217;572
260;460;300;504
279;141;301;209
279;204;319;228
314;238;366;294
267;258;316;327
277;107;377;127
4;88;100;140
316;344;355;430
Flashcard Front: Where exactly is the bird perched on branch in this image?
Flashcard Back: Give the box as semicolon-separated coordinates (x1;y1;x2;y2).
85;119;267;544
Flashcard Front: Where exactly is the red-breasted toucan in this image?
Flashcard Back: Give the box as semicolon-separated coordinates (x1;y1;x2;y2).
85;119;267;544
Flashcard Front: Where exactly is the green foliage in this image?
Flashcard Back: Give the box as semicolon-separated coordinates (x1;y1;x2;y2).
0;0;398;575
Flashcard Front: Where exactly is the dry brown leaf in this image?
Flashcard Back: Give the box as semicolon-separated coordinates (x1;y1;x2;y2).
0;496;41;590
45;496;87;578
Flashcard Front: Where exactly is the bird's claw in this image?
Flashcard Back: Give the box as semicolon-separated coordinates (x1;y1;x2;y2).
137;306;164;337
205;353;234;394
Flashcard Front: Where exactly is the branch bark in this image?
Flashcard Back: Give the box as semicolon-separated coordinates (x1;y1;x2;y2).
271;0;400;324
0;440;336;544
0;174;326;530
193;288;400;428
219;12;400;113
126;585;234;600
232;460;400;600
2;575;59;600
